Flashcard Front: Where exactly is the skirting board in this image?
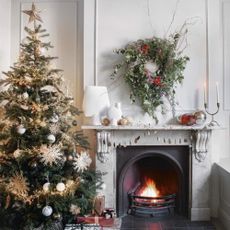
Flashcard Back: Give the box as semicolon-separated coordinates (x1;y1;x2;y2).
219;208;230;230
190;208;210;221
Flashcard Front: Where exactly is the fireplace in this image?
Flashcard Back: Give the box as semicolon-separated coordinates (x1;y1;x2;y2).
116;146;190;217
82;125;213;221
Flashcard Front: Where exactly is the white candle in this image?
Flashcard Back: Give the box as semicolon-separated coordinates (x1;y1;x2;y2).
204;82;207;104
216;82;219;103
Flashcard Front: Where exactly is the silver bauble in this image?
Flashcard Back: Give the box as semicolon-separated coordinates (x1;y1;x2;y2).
42;205;53;217
47;134;56;144
50;114;59;123
194;110;207;125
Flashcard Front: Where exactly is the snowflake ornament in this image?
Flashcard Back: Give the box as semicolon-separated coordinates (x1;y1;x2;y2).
73;151;92;172
49;123;60;134
40;144;63;166
69;204;81;215
7;172;29;199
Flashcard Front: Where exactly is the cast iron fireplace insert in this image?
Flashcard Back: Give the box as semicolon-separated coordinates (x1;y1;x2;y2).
116;145;190;217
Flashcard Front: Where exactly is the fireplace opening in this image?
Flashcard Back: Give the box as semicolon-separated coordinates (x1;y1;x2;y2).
116;146;190;217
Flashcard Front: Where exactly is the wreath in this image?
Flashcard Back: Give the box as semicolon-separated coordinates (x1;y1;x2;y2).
112;32;189;122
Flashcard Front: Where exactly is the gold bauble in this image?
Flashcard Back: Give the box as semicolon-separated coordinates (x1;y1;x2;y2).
101;117;110;126
118;118;128;126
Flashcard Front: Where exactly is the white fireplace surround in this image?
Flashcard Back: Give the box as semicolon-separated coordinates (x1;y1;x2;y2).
82;124;218;221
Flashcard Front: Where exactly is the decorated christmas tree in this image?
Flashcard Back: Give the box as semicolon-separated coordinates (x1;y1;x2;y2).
0;3;100;229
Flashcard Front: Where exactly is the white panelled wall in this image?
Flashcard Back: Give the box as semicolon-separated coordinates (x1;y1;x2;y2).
0;0;230;225
84;0;229;159
0;0;11;86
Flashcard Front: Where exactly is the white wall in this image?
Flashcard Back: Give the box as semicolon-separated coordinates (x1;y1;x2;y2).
0;0;11;81
84;0;230;159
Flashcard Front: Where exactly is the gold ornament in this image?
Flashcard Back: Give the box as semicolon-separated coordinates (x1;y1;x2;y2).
125;116;134;125
31;102;41;113
66;179;80;196
69;204;81;215
101;117;110;126
7;172;29;200
118;118;128;126
23;3;43;23
13;149;22;158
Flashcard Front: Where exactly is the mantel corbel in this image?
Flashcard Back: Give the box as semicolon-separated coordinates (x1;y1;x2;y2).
193;129;211;162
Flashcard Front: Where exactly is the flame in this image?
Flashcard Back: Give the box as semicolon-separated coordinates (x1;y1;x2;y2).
139;178;160;198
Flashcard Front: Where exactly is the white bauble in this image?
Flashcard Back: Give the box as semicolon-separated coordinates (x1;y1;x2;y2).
43;182;50;192
42;206;53;217
50;114;59;123
17;125;26;135
22;92;29;99
47;134;56;144
56;182;65;192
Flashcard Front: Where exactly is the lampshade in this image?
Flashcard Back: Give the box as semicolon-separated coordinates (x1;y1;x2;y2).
82;86;110;117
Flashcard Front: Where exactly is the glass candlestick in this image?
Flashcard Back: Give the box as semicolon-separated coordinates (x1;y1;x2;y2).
204;102;220;127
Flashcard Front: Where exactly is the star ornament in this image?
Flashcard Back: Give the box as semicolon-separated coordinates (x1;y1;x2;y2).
23;3;43;23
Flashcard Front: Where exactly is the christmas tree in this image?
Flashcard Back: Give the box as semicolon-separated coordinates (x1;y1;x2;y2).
0;3;100;229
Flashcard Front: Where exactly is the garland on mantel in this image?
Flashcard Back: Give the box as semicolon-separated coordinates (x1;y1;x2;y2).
111;31;189;122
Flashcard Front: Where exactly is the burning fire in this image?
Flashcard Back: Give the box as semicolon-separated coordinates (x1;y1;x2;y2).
139;178;160;198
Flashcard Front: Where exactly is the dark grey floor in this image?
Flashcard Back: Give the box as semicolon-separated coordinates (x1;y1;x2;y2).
120;215;216;230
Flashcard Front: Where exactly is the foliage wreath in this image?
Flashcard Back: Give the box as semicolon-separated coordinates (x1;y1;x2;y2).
112;33;189;122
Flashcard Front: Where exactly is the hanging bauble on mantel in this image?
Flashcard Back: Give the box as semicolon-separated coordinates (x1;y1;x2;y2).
17;125;26;135
42;205;53;217
194;110;206;125
47;134;56;144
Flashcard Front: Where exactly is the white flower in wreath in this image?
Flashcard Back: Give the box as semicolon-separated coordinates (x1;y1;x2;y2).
144;61;158;74
73;151;92;172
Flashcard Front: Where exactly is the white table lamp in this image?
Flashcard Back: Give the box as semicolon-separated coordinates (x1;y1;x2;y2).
82;86;110;125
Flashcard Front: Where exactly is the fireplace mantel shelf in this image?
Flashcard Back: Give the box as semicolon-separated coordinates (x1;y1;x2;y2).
82;124;224;164
82;124;221;131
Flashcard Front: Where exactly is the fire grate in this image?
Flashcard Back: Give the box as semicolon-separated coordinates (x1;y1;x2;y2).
128;190;176;217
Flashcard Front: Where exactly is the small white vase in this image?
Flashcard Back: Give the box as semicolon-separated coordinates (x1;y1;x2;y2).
108;102;122;125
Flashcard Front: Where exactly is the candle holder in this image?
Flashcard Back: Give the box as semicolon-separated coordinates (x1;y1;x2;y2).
204;102;220;127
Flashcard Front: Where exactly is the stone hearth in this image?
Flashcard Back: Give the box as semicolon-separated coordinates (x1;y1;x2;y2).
82;125;213;221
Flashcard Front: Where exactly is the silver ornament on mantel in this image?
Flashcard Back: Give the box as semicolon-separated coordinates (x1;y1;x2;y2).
47;134;56;144
194;110;207;125
42;205;53;217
